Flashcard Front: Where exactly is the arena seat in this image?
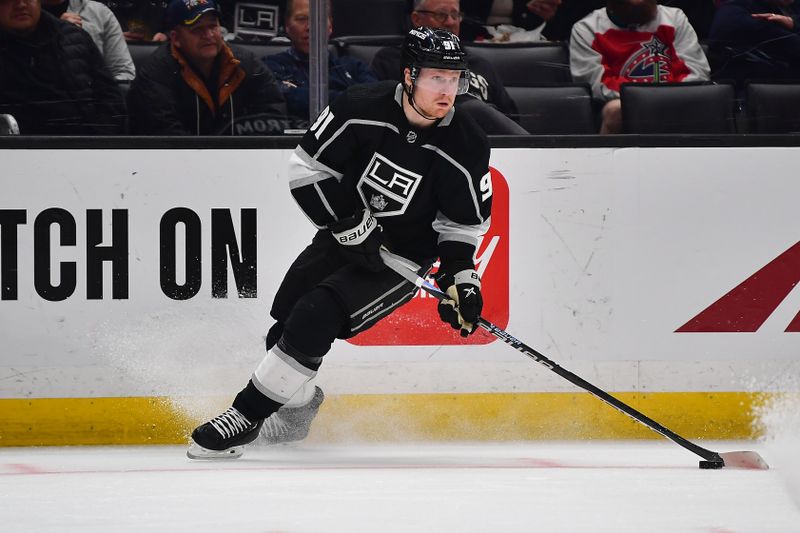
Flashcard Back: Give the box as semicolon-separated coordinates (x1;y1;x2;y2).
332;35;406;66
456;98;529;135
621;82;737;134
746;82;800;134
127;42;161;71
463;42;571;85
506;84;595;135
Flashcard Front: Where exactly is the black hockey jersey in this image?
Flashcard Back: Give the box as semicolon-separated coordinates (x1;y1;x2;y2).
288;81;492;267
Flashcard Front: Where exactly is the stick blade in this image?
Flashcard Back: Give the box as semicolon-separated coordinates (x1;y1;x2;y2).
719;451;769;470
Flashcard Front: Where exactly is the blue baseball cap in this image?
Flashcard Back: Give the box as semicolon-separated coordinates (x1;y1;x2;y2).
164;0;219;29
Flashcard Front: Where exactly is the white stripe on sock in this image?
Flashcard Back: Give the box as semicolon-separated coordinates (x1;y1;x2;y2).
252;348;315;404
283;379;317;407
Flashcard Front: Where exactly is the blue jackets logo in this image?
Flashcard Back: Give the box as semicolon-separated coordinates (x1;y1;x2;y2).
621;36;671;83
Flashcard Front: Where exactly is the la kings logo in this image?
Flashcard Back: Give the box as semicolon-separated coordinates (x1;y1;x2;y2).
234;2;280;39
357;153;422;217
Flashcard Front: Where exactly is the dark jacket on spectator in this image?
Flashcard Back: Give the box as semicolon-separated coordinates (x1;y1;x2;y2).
127;42;287;135
264;47;377;124
708;0;800;83
0;11;125;135
370;44;518;119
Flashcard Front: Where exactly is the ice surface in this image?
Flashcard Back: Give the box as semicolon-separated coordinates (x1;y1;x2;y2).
758;393;800;510
0;441;797;533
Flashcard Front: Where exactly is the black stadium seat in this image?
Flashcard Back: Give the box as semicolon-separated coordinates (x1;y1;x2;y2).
463;42;571;85
621;82;737;134
127;42;161;71
746;82;800;134
507;84;595;135
333;35;405;66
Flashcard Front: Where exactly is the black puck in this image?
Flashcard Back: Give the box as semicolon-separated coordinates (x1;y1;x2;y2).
699;460;724;469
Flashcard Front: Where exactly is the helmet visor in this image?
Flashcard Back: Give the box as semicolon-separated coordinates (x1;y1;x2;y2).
414;68;470;96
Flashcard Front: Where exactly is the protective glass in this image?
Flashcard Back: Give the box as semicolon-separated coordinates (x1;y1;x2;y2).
414;68;470;96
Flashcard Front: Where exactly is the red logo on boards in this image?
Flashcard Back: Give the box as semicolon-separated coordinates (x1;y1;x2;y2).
676;240;800;332
348;167;510;346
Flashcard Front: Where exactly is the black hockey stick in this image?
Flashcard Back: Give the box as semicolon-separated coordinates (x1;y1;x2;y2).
379;249;769;470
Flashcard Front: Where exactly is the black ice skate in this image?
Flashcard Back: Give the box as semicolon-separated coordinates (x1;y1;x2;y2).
186;407;264;459
255;386;325;445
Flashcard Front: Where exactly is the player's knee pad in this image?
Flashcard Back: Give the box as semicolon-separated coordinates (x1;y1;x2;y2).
281;287;347;370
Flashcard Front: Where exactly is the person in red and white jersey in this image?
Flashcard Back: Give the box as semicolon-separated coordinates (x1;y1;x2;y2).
569;0;710;134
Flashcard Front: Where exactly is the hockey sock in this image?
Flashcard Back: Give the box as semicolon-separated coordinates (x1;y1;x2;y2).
283;378;318;407
234;288;345;420
232;381;283;421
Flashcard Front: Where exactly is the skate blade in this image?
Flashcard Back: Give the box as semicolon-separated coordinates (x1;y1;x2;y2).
186;442;244;460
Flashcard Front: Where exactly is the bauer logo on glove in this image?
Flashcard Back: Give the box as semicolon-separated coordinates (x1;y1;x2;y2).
334;211;376;244
329;209;385;272
435;268;483;337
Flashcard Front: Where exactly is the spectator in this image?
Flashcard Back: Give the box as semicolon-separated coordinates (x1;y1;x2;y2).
570;0;710;134
371;0;523;133
126;0;287;135
708;0;800;84
41;0;135;81
461;0;562;42
0;0;125;134
264;0;376;125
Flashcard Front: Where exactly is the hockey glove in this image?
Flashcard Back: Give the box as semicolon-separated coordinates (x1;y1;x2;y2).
435;268;483;337
329;209;385;272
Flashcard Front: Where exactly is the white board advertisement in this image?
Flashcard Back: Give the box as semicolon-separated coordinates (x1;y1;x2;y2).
1;147;798;399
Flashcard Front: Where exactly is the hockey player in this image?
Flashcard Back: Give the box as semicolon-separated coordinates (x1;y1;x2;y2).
187;26;493;459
